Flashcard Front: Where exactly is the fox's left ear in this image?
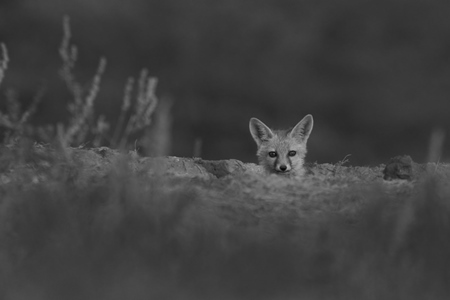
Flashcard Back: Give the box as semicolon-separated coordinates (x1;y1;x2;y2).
289;114;313;143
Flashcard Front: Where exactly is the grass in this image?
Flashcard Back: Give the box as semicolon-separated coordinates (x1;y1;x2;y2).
1;144;450;300
0;16;162;152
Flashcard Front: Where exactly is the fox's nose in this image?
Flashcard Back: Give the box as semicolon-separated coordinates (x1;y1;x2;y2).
279;165;288;172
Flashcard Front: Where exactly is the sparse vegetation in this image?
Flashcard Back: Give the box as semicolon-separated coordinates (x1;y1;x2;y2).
1;17;450;300
0;16;163;152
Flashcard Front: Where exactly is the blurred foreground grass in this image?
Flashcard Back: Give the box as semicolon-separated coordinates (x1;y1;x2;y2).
1;143;450;300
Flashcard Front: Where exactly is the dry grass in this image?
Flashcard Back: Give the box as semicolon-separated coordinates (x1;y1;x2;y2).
0;144;450;300
117;69;159;149
0;16;166;151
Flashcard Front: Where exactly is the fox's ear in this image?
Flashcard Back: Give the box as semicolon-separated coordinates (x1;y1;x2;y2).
249;118;274;145
289;114;313;143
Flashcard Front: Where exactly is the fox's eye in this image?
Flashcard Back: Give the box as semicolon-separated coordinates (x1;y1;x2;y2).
268;151;277;158
288;151;297;157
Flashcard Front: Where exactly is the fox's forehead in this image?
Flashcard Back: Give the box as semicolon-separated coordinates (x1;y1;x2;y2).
272;129;291;138
263;134;305;152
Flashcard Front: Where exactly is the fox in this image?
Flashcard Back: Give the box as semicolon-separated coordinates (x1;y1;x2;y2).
249;115;313;177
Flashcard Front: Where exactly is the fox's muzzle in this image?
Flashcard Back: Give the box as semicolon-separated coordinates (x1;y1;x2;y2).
275;163;291;173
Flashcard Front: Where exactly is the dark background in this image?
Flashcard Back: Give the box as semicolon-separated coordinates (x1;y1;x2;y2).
1;0;449;165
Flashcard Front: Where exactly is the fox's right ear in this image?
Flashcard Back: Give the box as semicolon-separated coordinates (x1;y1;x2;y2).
249;118;274;145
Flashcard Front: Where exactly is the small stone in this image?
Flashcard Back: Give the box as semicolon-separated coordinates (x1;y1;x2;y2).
383;155;413;180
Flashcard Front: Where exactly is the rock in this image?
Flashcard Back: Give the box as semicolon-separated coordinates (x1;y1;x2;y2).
383;155;413;180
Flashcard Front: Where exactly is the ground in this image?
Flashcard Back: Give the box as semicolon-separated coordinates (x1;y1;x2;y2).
1;143;450;300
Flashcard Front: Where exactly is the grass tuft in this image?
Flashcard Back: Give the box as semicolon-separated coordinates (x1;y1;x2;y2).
119;69;159;148
58;15;109;146
0;16;166;151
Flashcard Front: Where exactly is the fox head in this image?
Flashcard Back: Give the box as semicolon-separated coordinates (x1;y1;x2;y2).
249;115;313;177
